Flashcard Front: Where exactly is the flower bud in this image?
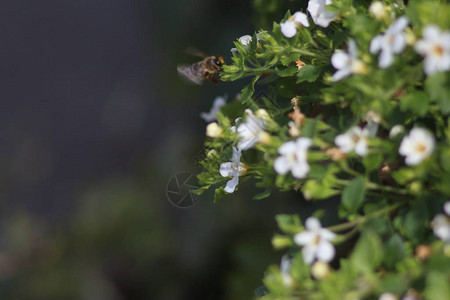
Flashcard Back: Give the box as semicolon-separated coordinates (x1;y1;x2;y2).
415;244;432;260
351;59;367;75
206;122;223;138
258;131;272;145
206;149;218;158
378;292;397;300
369;2;387;20
255;109;270;120
311;261;330;279
389;125;404;139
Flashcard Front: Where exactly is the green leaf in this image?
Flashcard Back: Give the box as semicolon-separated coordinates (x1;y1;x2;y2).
214;187;227;203
253;188;272;200
301;180;339;200
296;65;321;83
341;176;366;212
391;168;416;185
402;201;428;243
424;271;450;300
399;91;430;117
220;101;245;119
254;285;268;297
276;65;298;77
350;231;383;273
240;76;260;109
425;72;450;114
275;214;302;234
275;77;297;98
383;234;406;268
363;153;383;173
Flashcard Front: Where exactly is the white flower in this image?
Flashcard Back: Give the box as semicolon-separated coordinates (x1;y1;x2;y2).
236;110;266;150
274;137;312;179
389;124;405;139
379;292;398;300
334;126;370;157
370;16;409;68
369;1;387;20
307;0;337;28
294;217;336;264
414;25;450;75
280;12;310;38
200;95;226;122
431;201;450;242
432;215;450;242
444;201;450;216
219;147;246;193
331;39;366;81
280;256;294;287
399;127;435;166
230;35;253;52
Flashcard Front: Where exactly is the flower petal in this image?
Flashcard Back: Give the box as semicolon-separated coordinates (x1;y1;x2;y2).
316;241;335;262
332;69;351;81
224;176;239;193
320;228;336;241
370;35;383;54
391;16;409;33
274;156;291;175
305;217;321;231
293;11;310;27
281;21;297;38
291;160;310;178
302;245;316;265
444;201;450;216
391;34;406;54
231;147;241;163
378;48;394;68
423;25;441;40
331;51;350;69
278;141;297;155
355;139;368;156
294;231;316;246
296;137;312;150
348;39;358;59
220;162;234;177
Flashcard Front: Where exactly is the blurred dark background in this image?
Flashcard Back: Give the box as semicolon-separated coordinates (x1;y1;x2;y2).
0;1;323;299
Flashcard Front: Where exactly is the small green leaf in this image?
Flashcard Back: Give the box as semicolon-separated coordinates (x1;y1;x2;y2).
253;188;272;200
254;285;268;297
214;187;227;203
402;201;428;243
350;231;383;273
363;153;383;173
296;65;322;83
424;271;450;300
425;72;450;114
399;91;430;116
391;168;416;185
383;234;406;268
275;214;302;234
342;176;366;212
276;65;298;77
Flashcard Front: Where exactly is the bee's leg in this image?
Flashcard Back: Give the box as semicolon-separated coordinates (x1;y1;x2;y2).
209;76;219;84
204;72;219;84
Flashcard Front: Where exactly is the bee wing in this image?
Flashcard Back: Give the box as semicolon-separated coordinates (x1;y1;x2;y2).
177;64;204;85
184;47;208;59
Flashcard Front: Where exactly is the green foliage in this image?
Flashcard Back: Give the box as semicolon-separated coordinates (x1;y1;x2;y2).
195;0;450;298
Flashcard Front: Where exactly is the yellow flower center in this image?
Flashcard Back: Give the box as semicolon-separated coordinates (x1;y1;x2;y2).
432;44;444;57
416;143;427;153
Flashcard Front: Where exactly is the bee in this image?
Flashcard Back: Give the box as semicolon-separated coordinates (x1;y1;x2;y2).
177;55;225;85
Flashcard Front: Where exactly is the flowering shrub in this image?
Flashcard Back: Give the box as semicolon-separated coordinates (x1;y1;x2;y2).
195;0;450;299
